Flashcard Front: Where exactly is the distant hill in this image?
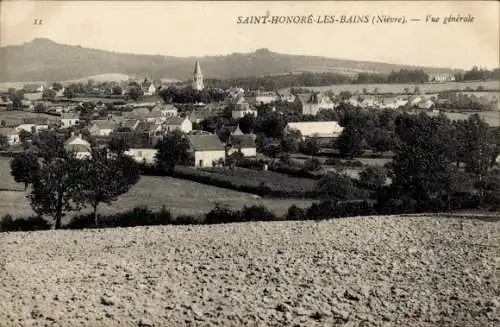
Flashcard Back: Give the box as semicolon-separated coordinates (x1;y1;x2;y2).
0;38;458;83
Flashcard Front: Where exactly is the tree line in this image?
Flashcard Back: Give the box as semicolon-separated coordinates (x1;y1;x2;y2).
455;67;500;82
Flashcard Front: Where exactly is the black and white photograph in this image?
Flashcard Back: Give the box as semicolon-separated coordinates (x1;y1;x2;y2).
0;0;499;326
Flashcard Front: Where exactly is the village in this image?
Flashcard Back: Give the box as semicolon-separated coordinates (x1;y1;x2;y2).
1;61;498;170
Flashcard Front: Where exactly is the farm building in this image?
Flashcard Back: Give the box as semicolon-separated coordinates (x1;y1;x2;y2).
187;134;226;168
285;121;344;140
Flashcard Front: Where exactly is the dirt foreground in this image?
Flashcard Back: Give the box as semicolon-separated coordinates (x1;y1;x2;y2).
0;215;499;327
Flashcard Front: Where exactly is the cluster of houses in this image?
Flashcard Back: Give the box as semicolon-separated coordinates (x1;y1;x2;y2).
225;88;438;116
63;122;258;168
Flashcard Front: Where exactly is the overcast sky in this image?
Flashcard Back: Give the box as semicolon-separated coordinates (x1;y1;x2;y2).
1;1;498;70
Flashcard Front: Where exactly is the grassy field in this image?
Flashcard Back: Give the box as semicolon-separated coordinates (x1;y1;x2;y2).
0;158;314;220
285;80;500;94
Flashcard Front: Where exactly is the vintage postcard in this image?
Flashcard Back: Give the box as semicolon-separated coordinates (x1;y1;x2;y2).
0;1;499;326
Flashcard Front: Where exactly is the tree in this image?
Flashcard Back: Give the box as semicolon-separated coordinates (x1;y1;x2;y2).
238;114;255;134
8;90;24;109
460;115;492;179
155;130;190;173
336;124;364;158
79;147;140;226
299;138;320;156
10;151;40;190
127;87;144;101
112;85;123;95
359;166;387;190
63;87;75;98
34;102;46;113
260;137;282;158
281;129;302;153
392;113;456;205
42;89;56;101
30;130;66;161
316;172;357;201
52;83;63;91
19;130;33;146
29;152;86;229
107;135;130;156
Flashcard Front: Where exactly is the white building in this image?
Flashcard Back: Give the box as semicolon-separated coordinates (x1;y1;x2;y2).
124;148;158;165
0;128;20;145
60;112;80;128
285;121;344;140
64;134;91;159
297;93;335;116
15;124;49;134
231;97;258;119
164;117;193;134
254;91;279;104
187;134;226;168
89;120;117;136
228;127;257;157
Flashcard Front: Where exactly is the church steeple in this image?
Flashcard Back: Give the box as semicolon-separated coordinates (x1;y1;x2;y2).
192;61;204;91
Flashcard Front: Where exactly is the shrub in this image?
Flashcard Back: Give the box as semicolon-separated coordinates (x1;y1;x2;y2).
378;196;418;214
0;215;51;232
333;200;375;217
240;205;277;222
65;206;174;229
306;200;337;220
64;214;95;229
359;166;388;190
285;205;307;221
304;158;322;172
174;214;204;225
315;172;360;201
205;204;241;224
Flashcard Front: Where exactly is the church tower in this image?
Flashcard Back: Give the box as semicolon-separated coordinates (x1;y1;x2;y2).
192;61;204;91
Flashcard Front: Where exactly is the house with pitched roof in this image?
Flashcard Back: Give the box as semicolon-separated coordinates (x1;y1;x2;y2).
254;91;279;105
298;93;335;116
89;120;117;136
152;104;178;118
187;134;226;168
23;84;45;93
417;99;435;110
0;127;20;145
278;89;296;103
189;110;216;124
118;119;141;131
60;112;80;128
285;121;344;140
135;121;163;138
64;133;91;159
164;116;192;134
123;135;158;164
231;97;258;119
227;126;257;157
